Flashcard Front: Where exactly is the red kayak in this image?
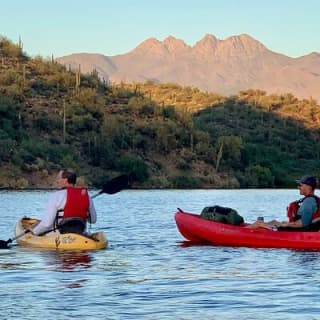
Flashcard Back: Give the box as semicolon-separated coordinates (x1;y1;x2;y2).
175;210;320;249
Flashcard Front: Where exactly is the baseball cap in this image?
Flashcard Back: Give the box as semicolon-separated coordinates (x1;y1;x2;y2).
295;175;317;188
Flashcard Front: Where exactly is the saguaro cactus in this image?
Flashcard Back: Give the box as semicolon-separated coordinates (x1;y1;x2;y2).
18;35;23;51
63;100;66;143
75;64;81;94
22;65;26;89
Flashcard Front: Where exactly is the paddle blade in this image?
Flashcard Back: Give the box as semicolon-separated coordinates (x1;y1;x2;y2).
101;174;130;195
0;230;29;249
0;239;11;249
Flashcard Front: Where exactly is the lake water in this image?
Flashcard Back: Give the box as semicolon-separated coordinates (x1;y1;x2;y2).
1;189;320;320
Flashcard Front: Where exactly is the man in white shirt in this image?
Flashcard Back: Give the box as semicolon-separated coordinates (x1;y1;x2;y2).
31;169;97;235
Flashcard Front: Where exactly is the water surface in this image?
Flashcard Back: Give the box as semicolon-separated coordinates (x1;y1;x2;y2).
1;189;320;319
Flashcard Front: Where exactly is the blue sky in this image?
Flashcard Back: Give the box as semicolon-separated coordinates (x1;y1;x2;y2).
1;0;319;58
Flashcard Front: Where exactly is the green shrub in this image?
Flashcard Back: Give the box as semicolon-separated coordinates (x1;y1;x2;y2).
116;155;149;182
170;175;202;188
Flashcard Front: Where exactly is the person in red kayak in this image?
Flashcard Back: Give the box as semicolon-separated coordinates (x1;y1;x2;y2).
251;175;319;230
29;169;97;235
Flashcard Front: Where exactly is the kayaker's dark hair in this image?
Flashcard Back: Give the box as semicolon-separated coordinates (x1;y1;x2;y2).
61;169;77;185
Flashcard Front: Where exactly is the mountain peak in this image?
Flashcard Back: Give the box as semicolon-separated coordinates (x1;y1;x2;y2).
132;37;167;56
227;34;266;50
215;33;268;57
132;35;189;56
192;33;219;55
163;36;188;52
134;37;162;49
198;33;219;43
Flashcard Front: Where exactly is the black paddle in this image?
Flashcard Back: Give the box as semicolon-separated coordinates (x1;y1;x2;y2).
92;174;131;198
0;174;131;249
0;230;31;249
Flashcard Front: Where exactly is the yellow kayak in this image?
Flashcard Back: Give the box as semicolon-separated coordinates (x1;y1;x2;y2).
15;217;108;250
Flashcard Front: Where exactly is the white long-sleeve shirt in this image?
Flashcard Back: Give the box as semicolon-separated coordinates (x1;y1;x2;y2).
32;189;97;235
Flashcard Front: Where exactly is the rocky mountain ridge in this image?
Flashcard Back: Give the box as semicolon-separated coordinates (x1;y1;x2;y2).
57;34;320;101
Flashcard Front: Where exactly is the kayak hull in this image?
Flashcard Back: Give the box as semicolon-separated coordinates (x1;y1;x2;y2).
15;218;108;250
175;211;320;250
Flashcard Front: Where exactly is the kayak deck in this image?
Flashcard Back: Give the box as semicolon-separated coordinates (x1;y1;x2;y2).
15;217;108;250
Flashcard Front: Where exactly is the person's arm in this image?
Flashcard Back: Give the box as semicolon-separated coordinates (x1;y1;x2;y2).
278;220;303;228
299;197;317;226
87;197;97;224
32;193;61;235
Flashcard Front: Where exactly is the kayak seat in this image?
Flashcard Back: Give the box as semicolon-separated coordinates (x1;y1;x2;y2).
278;219;320;232
57;218;86;234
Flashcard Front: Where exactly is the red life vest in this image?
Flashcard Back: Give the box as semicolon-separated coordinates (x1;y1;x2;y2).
287;195;320;222
62;187;90;222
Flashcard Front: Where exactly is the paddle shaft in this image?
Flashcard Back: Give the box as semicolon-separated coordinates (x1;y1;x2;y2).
0;230;31;249
91;191;103;199
10;229;31;242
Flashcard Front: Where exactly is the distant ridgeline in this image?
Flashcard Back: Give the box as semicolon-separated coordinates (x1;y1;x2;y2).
57;34;320;102
0;36;320;189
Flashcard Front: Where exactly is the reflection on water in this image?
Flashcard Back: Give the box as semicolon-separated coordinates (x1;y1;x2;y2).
0;247;93;272
35;250;94;289
177;240;210;247
39;250;93;272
